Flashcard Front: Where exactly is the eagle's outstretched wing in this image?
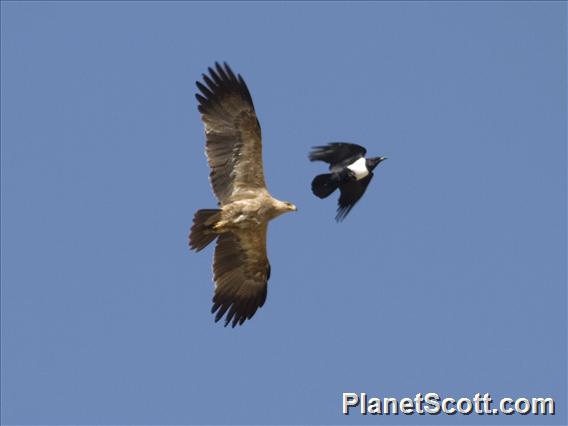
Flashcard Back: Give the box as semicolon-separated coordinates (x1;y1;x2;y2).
212;225;270;327
196;62;266;205
309;142;367;172
336;174;374;221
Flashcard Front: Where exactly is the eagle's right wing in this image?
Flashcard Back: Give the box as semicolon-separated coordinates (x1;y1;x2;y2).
211;225;270;327
309;142;367;171
196;63;266;205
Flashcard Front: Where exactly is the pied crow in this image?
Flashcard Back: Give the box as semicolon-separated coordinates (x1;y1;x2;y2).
309;142;387;221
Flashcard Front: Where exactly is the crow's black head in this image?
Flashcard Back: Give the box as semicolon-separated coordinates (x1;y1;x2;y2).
366;156;387;171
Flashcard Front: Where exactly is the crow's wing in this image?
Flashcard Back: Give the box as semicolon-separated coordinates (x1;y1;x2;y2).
336;173;374;221
309;142;367;171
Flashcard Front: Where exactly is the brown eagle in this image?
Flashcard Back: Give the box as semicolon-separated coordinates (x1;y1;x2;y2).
189;62;297;328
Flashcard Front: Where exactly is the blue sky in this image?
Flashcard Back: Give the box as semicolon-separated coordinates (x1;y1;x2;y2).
1;1;565;425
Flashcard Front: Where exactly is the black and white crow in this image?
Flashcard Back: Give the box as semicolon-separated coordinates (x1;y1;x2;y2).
309;142;387;221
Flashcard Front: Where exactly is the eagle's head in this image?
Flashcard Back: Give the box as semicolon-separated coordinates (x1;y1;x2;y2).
284;201;297;212
272;199;297;218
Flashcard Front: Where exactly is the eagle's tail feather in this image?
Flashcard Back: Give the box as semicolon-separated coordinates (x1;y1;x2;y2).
311;173;339;199
189;209;221;252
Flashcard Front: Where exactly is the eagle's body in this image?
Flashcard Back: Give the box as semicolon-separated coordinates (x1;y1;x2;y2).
189;62;296;328
214;194;292;230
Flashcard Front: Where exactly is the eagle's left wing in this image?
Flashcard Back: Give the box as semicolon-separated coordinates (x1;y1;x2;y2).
196;62;266;205
211;225;270;327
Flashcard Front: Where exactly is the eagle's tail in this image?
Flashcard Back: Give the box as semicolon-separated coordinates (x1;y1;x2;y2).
189;209;221;252
311;173;339;199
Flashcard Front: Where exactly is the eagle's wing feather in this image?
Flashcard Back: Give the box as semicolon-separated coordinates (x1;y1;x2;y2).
309;142;367;170
196;62;266;205
336;173;374;221
212;225;270;327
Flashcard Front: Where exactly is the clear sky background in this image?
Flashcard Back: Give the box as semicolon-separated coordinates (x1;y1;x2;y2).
1;2;566;425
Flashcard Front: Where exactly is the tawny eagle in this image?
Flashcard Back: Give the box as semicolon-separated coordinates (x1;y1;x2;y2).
189;62;297;328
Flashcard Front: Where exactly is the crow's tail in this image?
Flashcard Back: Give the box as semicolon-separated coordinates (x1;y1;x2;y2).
311;173;339;199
